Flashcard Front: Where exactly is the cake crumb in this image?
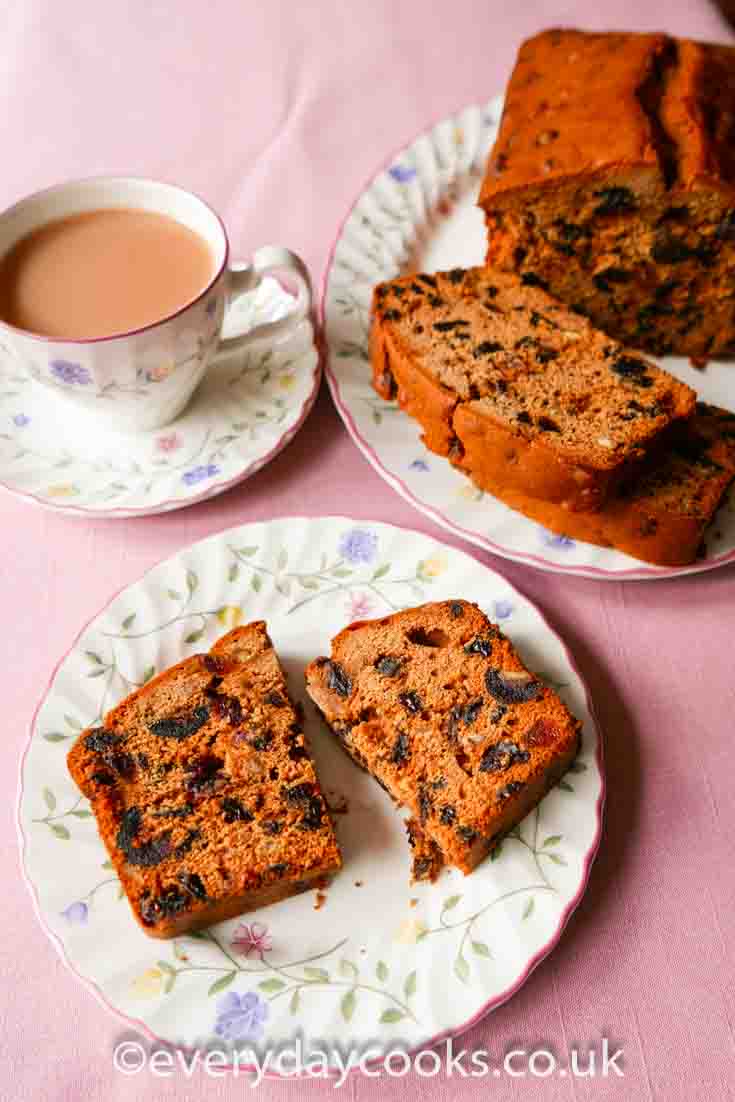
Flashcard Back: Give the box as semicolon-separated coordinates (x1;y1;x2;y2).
409;898;418;908
354;879;363;887
314;891;327;911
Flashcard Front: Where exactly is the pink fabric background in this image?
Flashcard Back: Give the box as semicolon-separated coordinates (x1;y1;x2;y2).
3;2;735;1099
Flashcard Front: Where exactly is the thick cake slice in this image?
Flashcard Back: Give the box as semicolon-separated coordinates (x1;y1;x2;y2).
68;624;342;938
305;601;581;875
468;402;735;566
479;30;735;360
370;267;695;511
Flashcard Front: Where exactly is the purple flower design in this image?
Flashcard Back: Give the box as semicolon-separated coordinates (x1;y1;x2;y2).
214;991;269;1043
388;164;417;184
61;901;88;924
338;527;378;565
182;463;221;486
12;413;30;428
541;528;575;551
493;599;514;621
205;297;218;318
410;458;430;472
50;359;92;386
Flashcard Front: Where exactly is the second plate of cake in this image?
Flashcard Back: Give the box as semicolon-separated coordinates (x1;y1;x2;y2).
322;96;735;580
19;516;602;1063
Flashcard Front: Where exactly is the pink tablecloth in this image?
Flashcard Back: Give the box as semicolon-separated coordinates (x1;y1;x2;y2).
3;3;735;1099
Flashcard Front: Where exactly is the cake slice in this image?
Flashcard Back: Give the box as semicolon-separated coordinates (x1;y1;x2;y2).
68;624;342;938
470;402;735;566
305;601;581;875
370;267;695;511
479;30;735;360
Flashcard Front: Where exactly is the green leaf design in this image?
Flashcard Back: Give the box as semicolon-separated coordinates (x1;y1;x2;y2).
163;972;176;994
43;733;68;743
64;715;82;731
228;563;239;583
302;967;329;983
50;823;70;840
251;574;262;593
471;941;492;958
544;853;568;866
186;569;198;595
85;651;103;664
297;577;319;590
258;978;286;993
208;971;236;996
404;971;417;999
141;666;155;685
341;989;357;1022
101;860;114;870
339;959;358;979
70;809;92;818
237;546;258;558
522;897;535;920
373;410;382;425
490;842;503;860
289;989;300;1014
275;578;291;598
121;613;136;631
372;563;390;581
376;960;389;982
184;629;204;645
331;568;352;578
442;894;462;913
454;954;470;984
543;835;562;848
87;667;107;679
157;960;176;976
557;779;574;793
167;588;182;601
380;1009;404;1024
43;787;56;812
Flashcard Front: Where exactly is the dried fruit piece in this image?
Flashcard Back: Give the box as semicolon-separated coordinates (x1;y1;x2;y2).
479;739;530;773
485;668;541;704
149;706;209;741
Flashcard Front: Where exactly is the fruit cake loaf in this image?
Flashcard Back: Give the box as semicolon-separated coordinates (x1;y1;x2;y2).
479;30;735;360
305;601;581;875
371;267;695;510
67;624;342;938
458;402;735;566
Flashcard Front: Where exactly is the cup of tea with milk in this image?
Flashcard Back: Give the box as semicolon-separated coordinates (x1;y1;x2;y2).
0;178;312;431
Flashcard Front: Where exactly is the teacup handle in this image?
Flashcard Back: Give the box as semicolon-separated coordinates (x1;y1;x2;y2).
218;246;312;350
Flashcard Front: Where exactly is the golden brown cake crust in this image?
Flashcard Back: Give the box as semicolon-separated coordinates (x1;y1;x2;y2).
479;30;735;358
305;601;581;876
370;266;695;511
457;403;735;566
67;624;342;938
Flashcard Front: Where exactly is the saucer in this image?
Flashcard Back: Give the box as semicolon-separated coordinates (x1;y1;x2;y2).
0;277;320;517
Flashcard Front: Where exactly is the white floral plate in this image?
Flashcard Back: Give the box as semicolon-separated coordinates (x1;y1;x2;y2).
322;97;735;580
18;516;602;1064
0;278;319;517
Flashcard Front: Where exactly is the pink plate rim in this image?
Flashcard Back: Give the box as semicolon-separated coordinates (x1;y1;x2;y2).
16;513;605;1075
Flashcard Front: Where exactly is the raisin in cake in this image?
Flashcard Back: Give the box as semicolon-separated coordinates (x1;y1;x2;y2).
479;30;735;360
475;402;735;566
371;267;695;510
67;623;342;938
305;601;580;876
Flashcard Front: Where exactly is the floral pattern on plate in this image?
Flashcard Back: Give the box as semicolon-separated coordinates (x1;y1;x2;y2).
322;96;735;580
19;516;602;1058
0;277;319;517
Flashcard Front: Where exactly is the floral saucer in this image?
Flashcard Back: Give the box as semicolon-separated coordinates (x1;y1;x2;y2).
322;97;735;580
19;516;602;1061
0;277;319;517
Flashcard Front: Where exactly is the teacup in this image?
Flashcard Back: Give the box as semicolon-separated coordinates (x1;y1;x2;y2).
0;177;312;432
